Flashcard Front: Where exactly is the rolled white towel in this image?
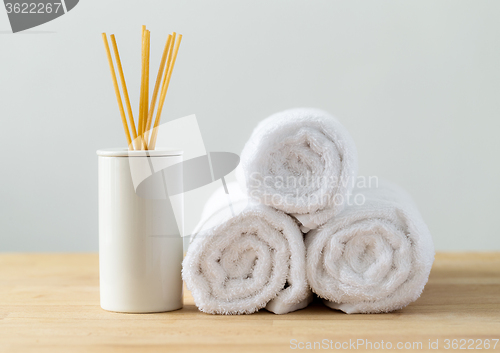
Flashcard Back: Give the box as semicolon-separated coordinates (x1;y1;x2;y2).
305;181;434;314
237;108;358;231
183;182;311;315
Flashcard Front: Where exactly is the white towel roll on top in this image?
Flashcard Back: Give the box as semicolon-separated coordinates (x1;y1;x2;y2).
237;108;358;231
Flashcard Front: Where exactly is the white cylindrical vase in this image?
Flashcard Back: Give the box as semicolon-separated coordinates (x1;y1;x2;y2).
97;148;184;313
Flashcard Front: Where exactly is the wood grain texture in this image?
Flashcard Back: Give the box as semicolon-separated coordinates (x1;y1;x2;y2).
0;253;499;352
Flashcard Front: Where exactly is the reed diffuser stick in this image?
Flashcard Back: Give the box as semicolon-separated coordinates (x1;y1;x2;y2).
110;34;139;150
144;35;172;144
101;33;133;149
149;32;175;150
143;30;151;148
149;34;182;150
138;26;148;149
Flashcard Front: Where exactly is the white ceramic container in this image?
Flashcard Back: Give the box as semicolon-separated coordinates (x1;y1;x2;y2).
97;148;183;313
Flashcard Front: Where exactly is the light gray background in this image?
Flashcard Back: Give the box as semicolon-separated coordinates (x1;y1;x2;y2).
1;0;499;251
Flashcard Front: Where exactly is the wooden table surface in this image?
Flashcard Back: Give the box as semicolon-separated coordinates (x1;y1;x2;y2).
0;253;499;352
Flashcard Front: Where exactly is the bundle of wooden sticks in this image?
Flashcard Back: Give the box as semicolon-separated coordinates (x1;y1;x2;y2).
102;26;182;150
